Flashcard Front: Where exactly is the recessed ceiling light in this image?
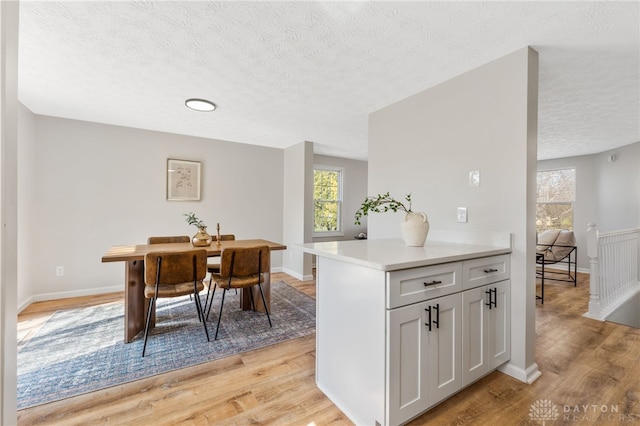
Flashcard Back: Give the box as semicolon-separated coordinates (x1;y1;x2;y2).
185;98;216;112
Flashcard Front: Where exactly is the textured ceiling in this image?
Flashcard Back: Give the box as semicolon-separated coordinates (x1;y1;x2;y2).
18;1;640;161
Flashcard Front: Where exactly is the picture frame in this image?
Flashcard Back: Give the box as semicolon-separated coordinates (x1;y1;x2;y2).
166;159;201;201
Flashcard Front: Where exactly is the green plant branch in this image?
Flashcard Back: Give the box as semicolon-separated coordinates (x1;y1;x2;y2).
183;212;206;228
354;192;413;225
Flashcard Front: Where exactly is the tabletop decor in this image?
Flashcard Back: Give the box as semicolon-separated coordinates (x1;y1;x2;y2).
354;192;429;246
167;158;201;201
183;212;212;246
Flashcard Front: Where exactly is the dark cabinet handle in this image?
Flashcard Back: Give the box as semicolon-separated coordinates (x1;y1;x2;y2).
483;268;498;273
425;306;432;331
425;304;440;330
424;280;442;286
485;288;498;309
433;303;440;329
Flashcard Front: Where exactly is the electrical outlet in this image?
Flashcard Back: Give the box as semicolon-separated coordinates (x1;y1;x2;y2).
56;266;64;276
457;207;468;223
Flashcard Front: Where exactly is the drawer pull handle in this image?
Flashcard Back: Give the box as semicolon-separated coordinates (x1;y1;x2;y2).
424;280;442;286
483;268;498;273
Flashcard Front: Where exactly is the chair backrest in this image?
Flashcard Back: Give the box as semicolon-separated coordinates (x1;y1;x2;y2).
213;234;236;242
536;229;576;262
219;245;270;278
147;235;190;244
144;250;208;285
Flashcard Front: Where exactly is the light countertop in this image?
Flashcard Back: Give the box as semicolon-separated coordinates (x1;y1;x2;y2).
297;238;512;271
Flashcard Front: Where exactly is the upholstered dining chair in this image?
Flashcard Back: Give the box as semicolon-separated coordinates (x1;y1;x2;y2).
207;245;272;340
206;234;236;274
148;235;194;300
142;249;209;357
147;235;190;244
203;234;236;313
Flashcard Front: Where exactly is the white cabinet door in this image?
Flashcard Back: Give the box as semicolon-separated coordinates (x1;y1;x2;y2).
426;293;462;405
462;280;511;387
387;293;462;425
461;285;489;386
488;280;510;368
387;301;429;425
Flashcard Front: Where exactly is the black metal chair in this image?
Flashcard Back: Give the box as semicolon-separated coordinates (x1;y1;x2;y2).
142;249;209;356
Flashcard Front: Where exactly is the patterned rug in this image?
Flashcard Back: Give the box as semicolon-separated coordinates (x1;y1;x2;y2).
17;281;315;410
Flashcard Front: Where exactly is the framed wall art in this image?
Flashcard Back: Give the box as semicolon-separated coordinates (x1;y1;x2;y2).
167;159;201;201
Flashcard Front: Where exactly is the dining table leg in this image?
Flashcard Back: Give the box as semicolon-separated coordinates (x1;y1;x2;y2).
124;259;154;343
240;272;271;313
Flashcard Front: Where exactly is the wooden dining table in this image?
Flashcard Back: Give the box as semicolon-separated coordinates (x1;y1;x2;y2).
102;239;287;343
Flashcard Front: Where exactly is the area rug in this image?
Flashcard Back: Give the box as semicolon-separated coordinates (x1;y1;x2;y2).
17;281;315;410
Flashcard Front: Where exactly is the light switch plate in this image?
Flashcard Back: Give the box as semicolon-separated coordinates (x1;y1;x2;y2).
457;207;468;223
469;171;480;187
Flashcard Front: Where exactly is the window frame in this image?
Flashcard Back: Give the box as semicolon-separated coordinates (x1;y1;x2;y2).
536;167;576;233
312;165;344;238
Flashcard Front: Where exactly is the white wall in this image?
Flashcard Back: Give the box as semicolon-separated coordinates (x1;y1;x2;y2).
17;104;37;306
1;2;19;422
595;142;640;231
18;113;284;308
368;48;539;383
537;141;640;270
312;154;368;242
282;142;314;281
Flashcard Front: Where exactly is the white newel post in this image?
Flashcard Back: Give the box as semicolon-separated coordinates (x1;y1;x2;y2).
585;223;602;320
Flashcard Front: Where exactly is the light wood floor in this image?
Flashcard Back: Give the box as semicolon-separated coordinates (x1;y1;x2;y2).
17;272;640;425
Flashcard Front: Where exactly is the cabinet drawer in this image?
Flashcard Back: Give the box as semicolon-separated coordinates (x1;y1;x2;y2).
387;262;462;309
462;255;510;290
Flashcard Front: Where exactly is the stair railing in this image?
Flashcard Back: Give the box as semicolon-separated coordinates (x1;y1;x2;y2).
585;223;640;320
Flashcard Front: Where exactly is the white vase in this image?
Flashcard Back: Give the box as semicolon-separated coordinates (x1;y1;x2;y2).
400;212;429;246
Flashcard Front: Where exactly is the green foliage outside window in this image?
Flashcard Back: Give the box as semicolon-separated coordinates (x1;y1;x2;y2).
536;169;575;233
314;169;341;233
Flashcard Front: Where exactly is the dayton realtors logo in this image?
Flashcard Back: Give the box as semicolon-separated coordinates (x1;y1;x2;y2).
529;399;560;424
529;399;636;423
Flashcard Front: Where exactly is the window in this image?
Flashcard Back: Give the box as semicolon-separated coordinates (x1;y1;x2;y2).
313;166;343;235
536;168;575;233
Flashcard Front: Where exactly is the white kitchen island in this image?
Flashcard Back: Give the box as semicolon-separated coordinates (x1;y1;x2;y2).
297;237;512;426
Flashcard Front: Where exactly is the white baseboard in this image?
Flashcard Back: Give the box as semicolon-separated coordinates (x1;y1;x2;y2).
281;267;314;282
18;285;122;313
541;264;589;274
17;296;35;314
499;361;542;384
18;268;288;314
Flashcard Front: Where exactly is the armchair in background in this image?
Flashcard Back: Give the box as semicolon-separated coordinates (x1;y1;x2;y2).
535;229;577;303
